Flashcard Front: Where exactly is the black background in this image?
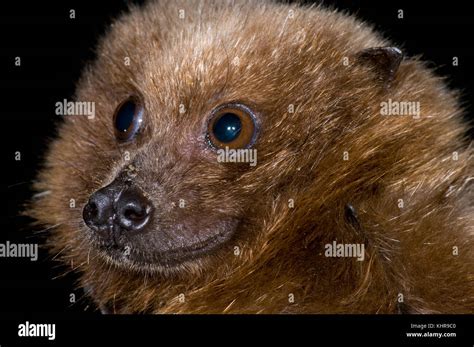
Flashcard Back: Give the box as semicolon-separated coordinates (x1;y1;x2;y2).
0;0;473;344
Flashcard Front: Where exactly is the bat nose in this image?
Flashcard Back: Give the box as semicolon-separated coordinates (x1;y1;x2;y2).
83;180;153;235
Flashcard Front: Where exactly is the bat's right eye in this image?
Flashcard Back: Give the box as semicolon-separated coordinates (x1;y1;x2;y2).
113;97;144;142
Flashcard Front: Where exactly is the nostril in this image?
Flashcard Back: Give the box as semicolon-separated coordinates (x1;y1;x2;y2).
83;200;98;226
123;204;147;221
116;189;153;232
87;201;99;218
83;190;114;230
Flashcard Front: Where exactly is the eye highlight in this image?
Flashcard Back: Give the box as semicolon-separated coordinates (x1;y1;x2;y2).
113;97;144;142
207;103;258;149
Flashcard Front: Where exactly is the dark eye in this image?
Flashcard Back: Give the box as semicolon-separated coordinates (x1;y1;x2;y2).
113;97;144;142
207;103;257;149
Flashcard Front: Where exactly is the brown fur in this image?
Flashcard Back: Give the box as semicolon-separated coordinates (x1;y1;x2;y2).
29;0;474;313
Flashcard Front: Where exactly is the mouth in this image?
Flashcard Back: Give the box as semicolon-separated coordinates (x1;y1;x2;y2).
91;219;239;270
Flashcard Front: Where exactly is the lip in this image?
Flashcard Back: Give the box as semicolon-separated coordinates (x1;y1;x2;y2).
94;220;239;269
153;229;233;264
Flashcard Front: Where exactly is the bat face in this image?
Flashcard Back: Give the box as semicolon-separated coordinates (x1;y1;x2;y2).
63;59;263;270
78;96;261;269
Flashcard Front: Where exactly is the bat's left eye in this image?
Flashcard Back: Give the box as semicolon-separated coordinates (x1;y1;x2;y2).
207;103;258;149
113;97;144;142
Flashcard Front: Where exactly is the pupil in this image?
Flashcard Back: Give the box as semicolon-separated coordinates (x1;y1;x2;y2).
115;101;136;132
213;113;242;143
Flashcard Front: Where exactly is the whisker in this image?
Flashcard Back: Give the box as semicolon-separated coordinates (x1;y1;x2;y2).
31;223;62;235
7;181;31;189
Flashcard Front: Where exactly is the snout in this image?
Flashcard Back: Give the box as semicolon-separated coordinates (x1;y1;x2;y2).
83;178;154;238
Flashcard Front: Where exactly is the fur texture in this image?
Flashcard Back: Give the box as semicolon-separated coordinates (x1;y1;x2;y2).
30;0;473;313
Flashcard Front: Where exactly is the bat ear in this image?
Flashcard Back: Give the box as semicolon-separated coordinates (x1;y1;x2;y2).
355;46;403;88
